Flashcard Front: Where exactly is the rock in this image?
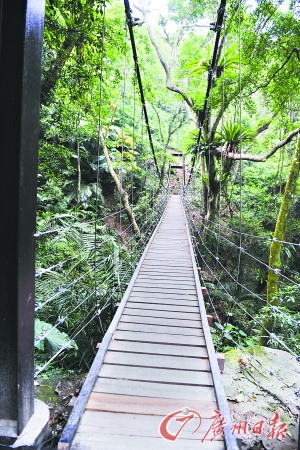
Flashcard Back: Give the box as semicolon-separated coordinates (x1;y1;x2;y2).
222;346;300;449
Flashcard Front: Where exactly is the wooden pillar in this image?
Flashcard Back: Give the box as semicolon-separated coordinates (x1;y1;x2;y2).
0;0;45;434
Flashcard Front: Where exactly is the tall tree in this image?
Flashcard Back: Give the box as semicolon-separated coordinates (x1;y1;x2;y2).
133;0;300;221
260;135;300;345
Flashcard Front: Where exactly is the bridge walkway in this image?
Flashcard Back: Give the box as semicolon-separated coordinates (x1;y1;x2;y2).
59;195;237;450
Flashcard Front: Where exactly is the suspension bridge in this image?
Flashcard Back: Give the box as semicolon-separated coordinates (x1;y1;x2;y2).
58;195;237;449
1;0;300;449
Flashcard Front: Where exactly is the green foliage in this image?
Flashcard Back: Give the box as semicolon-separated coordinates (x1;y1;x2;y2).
35;212;133;372
252;305;300;355
217;120;254;145
210;322;257;353
35;0;300;373
35;318;78;356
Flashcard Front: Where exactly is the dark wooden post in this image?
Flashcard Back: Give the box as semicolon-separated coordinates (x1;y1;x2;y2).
0;0;45;434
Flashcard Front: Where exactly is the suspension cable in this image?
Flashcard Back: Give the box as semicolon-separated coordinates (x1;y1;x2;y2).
123;0;163;185
185;0;227;188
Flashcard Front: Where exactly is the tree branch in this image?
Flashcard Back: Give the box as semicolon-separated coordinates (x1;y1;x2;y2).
247;48;298;96
133;3;195;110
212;127;300;162
98;129;140;236
165;106;187;149
150;104;165;146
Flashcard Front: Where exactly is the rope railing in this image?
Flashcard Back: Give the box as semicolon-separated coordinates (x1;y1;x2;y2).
197;252;300;397
34;186;169;377
202;216;300;247
186;199;300;291
182;207;300;412
182;192;300;362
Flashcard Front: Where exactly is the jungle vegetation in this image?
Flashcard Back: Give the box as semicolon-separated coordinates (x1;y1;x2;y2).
35;0;300;376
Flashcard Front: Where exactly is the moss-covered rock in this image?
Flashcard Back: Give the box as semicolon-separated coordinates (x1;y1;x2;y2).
222;346;300;449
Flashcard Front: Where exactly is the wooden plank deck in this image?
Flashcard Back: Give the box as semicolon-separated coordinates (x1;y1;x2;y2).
59;195;238;450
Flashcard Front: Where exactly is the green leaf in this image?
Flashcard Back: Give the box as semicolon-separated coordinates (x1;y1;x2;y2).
35;318;78;356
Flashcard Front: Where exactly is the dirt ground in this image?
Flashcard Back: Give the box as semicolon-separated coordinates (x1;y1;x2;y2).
35;375;86;448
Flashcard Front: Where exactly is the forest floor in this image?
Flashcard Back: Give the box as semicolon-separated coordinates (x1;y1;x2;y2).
103;192;132;244
35;375;86;448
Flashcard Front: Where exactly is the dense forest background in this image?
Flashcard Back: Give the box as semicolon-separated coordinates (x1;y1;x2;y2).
35;0;300;378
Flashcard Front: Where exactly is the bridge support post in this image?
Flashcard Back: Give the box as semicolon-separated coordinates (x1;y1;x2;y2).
0;0;45;438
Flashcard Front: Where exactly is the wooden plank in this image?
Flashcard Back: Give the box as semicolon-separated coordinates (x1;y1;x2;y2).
156;233;187;236
140;267;194;272
140;265;194;271
86;392;217;417
137;272;195;278
75;410;221;440
127;295;198;306
137;261;192;267
71;433;225;450
122;307;201;321
146;248;190;253
155;225;186;228
158;225;186;228
144;257;192;263
134;280;197;286
149;246;190;250
134;282;198;288
108;340;208;357
137;272;194;281
125;302;199;313
119;314;202;328
138;268;194;275
117;322;202;337
139;260;192;266
99;364;213;386
130;291;199;300
139;266;193;271
131;285;197;293
142;259;193;264
145;249;190;253
143;239;188;244
150;236;188;239
129;292;198;301
103;351;210;371
137;268;193;274
112;330;206;347
134;276;195;283
145;251;190;256
93;378;216;401
133;281;196;290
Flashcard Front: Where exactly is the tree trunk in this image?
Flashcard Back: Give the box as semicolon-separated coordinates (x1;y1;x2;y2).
206;150;220;223
98;129;140;236
259;136;300;345
41;31;79;105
